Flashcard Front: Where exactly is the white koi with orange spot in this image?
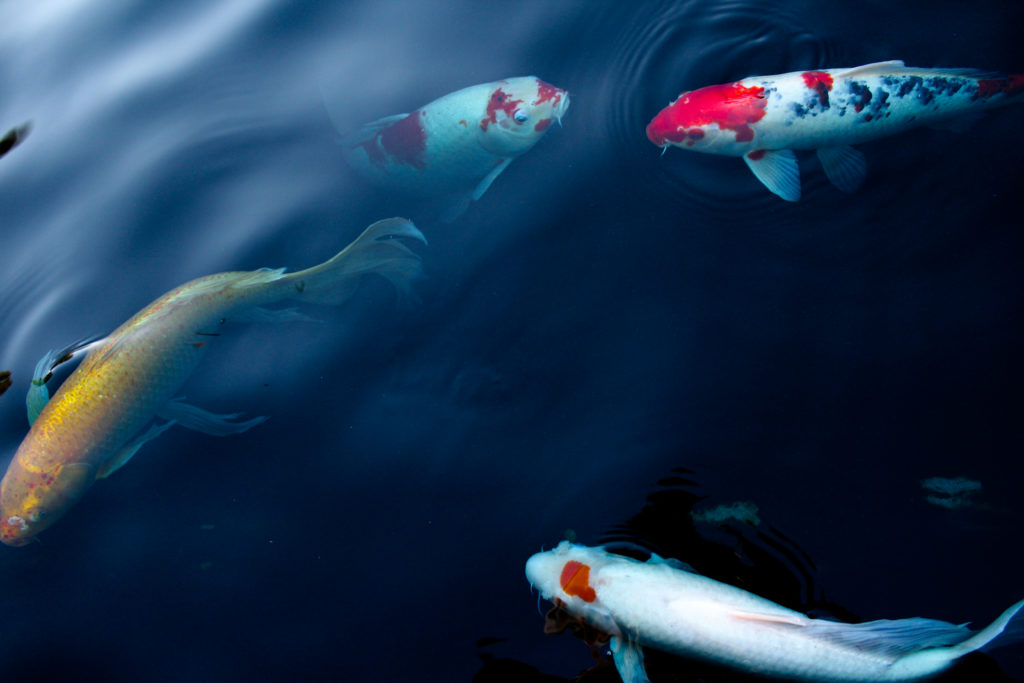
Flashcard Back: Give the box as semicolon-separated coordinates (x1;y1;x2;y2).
526;541;1023;682
340;76;569;218
646;61;1024;201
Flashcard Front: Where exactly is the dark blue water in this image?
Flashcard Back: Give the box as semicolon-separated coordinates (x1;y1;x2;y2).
0;1;1022;681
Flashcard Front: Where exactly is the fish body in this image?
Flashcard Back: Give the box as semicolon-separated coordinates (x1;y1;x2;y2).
0;219;424;546
341;76;569;216
526;541;1023;682
646;61;1024;201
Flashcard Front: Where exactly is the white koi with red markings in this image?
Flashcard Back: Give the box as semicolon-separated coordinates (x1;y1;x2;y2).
646;61;1024;201
340;76;569;217
526;541;1023;682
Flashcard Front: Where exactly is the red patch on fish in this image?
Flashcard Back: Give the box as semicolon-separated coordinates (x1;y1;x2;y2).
379;110;427;170
534;118;552;132
647;81;766;146
801;71;833;107
481;88;523;132
746;149;766;161
560;561;597;603
976;75;1024;99
536;80;564;108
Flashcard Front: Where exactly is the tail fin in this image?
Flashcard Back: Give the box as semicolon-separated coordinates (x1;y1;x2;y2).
284;218;426;306
951;598;1024;656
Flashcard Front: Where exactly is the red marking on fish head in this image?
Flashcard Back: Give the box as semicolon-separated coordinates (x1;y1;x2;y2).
535;79;564;108
560;560;597;602
481;88;524;132
647;81;766;148
534;117;552;132
379;110;427;170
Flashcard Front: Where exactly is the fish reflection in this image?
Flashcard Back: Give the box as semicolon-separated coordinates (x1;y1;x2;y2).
647;61;1023;201
340;76;569;218
0;218;424;546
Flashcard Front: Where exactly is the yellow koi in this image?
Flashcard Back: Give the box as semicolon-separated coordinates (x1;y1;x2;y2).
0;218;424;546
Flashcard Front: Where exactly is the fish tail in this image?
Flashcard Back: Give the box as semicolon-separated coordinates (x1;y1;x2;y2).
283;218;426;306
951;598;1024;655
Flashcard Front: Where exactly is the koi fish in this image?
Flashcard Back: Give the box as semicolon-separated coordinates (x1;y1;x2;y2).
526;541;1024;682
0;218;425;546
0;122;31;159
646;61;1024;201
340;76;569;218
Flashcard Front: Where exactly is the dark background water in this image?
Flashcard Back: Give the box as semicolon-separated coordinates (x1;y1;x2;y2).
0;1;1022;681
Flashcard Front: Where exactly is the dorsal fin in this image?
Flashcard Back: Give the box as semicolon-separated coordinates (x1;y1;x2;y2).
834;60;906;78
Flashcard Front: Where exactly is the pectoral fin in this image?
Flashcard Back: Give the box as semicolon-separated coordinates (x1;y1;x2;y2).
96;420;177;479
817;145;866;193
472;158;513;201
728;609;809;626
610;636;650;683
158;398;267;436
743;149;801;201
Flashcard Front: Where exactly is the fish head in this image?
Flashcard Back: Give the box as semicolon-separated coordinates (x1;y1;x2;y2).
646;80;767;155
477;76;569;157
526;541;619;636
0;459;95;546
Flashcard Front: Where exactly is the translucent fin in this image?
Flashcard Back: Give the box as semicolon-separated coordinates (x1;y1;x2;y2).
231;306;320;324
439;194;472;223
799;616;974;658
158;398;267;436
610;637;651;683
471;158;513;201
743;149;801;202
0;121;31;159
96;420;177;479
817;145;866;193
340;114;408;147
284;218;426;306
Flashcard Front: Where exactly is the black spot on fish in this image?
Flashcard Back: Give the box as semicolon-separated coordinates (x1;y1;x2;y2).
295;280;306;293
791;102;808;118
897;76;923;98
848;81;872;113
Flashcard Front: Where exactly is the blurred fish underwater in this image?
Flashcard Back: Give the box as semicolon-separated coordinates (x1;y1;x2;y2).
0;1;1022;682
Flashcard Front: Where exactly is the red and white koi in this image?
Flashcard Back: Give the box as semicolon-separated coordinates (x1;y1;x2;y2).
0;219;424;546
527;541;1023;682
646;61;1024;201
341;76;569;218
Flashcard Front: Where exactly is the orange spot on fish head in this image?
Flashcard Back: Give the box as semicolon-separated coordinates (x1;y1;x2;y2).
560;560;597;602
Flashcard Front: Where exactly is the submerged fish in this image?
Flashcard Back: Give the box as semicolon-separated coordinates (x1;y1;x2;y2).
340;76;569;218
646;61;1024;201
0;122;31;159
0;218;425;546
526;541;1023;682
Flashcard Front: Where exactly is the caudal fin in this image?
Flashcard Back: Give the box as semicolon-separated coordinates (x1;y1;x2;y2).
285;218;426;306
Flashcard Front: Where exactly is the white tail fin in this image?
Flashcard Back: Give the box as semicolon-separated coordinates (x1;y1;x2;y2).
283;218;426;306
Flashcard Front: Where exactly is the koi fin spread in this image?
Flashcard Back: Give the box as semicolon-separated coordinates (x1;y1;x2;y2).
96;420;177;479
610;636;650;683
816;145;866;193
743;149;801;201
158;398;268;437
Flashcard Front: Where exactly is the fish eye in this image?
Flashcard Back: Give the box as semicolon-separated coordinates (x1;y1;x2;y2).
513;108;530;124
